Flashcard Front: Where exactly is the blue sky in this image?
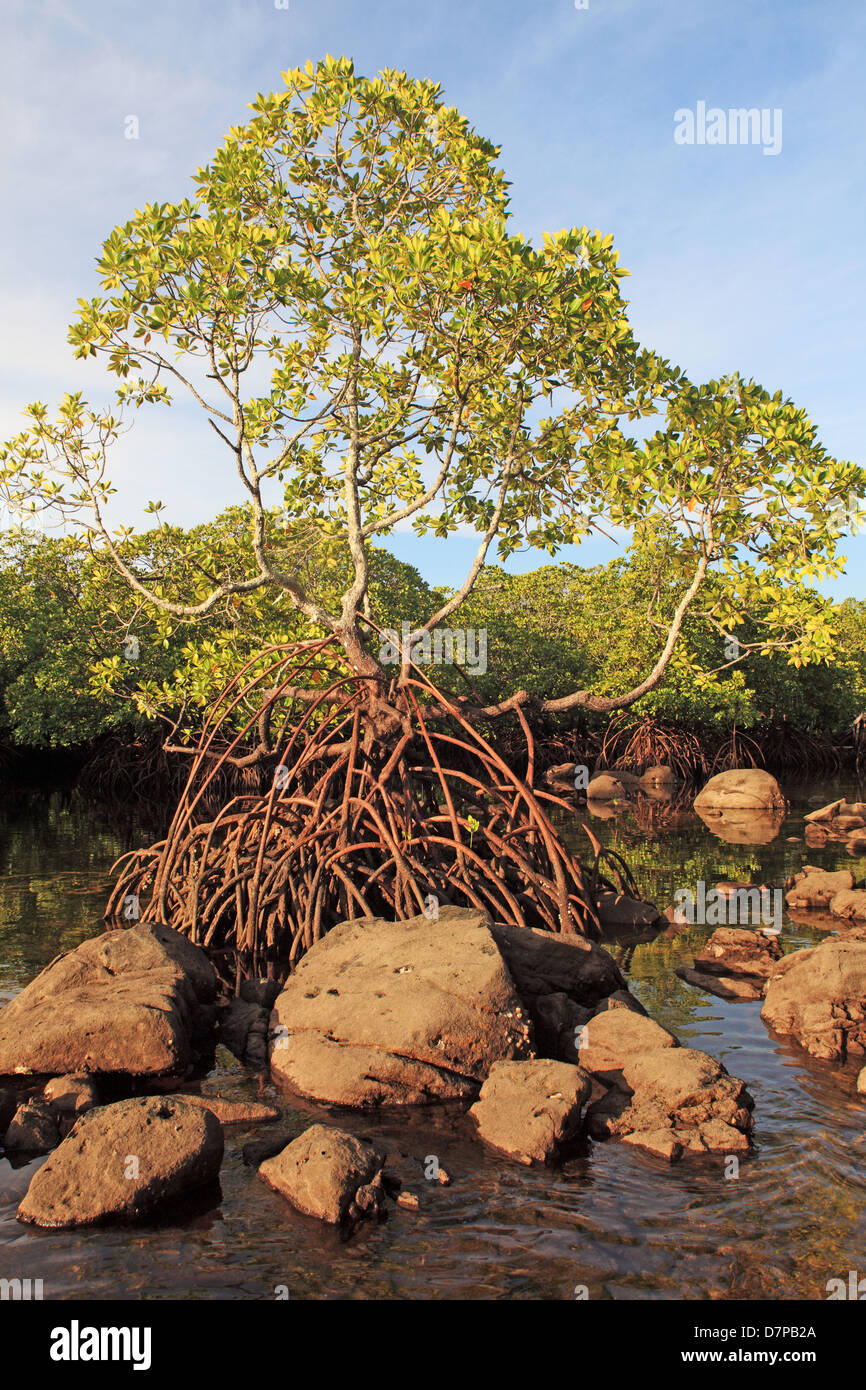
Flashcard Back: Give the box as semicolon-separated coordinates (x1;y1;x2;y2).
1;0;864;596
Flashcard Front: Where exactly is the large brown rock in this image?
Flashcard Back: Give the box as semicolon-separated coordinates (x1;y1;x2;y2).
786;868;854;910
0;923;217;1078
487;919;626;1008
269;907;533;1107
693;769;786;813
469;1059;592;1164
17;1096;224;1227
829;889;866;922
761;938;866;1061
577;1008;677;1084
588;1047;753;1159
258;1124;387;1224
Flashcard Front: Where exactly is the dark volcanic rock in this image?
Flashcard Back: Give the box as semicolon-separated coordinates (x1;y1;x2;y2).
269;907;533;1106
0;922;217;1079
469;1058;592;1164
762;937;866;1061
258;1123;387;1224
17;1096;224;1227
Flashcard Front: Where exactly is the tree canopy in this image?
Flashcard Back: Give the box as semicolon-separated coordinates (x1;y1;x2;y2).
0;55;862;719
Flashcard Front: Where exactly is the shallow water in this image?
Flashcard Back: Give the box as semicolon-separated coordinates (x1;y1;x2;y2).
0;782;864;1301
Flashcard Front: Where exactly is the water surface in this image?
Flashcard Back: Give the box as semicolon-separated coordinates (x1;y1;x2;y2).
0;783;863;1300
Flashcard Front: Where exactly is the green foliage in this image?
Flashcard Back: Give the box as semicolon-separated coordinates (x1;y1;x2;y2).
0;511;437;747
0;57;862;718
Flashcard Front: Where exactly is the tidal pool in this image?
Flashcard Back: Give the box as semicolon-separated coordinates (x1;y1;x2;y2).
0;782;863;1300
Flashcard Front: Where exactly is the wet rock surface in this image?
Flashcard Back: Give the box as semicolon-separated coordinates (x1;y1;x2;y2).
762;937;866;1062
17;1095;224;1228
469;1058;592;1164
258;1123;387;1225
0;922;217;1079
269;907;534;1106
676;927;783;1002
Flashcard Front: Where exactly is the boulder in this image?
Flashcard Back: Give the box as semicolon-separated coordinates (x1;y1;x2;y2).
587;1047;753;1159
167;1093;279;1126
543;762;578;790
804;823;831;848
17;1096;224;1227
595;891;663;932
675;967;764;1002
577;1008;677;1085
640;765;677;788
858;1067;866;1095
0;1086;17;1140
586;773;633;801
762;938;866;1062
218;999;269;1070
803;798;845;824
469;1059;592;1164
3;1099;59;1155
829;890;866;922
487;918;626;1009
0;922;217;1078
269;907;533;1106
42;1075;100;1137
532;992;593;1063
258;1124;387;1224
676;916;783;1000
786;868;854;910
693;769;786;813
239;977;282;1010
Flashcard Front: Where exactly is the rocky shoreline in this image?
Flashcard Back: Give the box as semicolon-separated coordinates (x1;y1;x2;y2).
2;771;864;1234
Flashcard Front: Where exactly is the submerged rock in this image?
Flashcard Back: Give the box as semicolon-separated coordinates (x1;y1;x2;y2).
0;922;217;1079
676;928;783;1002
17;1096;224;1228
469;1058;592;1164
587;1047;753;1160
761;937;866;1062
269;906;533;1106
258;1123;387;1225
